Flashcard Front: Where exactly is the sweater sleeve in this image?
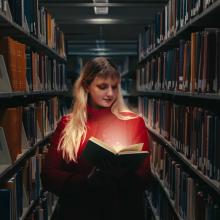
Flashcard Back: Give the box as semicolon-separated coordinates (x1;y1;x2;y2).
133;117;152;187
41;115;87;196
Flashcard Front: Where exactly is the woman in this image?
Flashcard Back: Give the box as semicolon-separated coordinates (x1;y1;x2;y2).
41;57;151;220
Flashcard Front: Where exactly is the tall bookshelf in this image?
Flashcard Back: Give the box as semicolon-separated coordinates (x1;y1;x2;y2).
137;0;220;220
0;1;67;219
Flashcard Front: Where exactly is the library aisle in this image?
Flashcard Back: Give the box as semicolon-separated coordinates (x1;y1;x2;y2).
0;0;220;220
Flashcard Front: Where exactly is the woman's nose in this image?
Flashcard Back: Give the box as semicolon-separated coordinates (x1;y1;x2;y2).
106;87;114;96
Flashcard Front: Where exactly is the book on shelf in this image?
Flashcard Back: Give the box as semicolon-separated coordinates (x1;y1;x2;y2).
2;0;13;21
0;55;12;93
0;189;11;220
0;37;26;92
0;127;12;165
0;107;22;162
82;136;149;170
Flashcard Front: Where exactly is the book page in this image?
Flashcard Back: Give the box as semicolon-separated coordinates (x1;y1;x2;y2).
115;143;144;153
89;136;116;154
118;150;148;155
89;136;144;154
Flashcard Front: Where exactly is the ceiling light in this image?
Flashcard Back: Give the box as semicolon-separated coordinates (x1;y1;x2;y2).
85;18;119;24
93;0;109;15
94;6;108;14
93;0;108;3
89;48;111;52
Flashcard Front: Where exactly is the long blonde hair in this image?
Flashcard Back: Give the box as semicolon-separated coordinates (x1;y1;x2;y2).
58;57;135;162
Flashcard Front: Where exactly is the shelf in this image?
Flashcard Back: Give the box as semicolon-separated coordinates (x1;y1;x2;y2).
146;125;220;197
20;198;40;220
49;198;59;220
0;133;52;185
137;90;220;105
144;192;160;220
0;90;68;107
122;92;139;97
139;0;220;64
153;174;184;220
0;12;66;63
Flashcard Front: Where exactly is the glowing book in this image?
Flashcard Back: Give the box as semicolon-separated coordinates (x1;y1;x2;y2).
82;136;149;170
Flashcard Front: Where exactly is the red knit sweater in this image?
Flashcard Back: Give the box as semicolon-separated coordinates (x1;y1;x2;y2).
41;106;151;220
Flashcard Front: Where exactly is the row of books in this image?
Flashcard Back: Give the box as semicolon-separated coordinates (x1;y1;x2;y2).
0;148;55;220
137;29;220;93
138;96;220;182
25;192;58;220
0;37;67;93
4;0;66;57
150;140;220;220
138;0;216;60
26;47;67;92
0;97;62;163
146;185;179;220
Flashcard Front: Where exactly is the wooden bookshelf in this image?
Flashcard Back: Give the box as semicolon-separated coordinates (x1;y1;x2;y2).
0;11;66;63
138;1;220;219
0;1;67;219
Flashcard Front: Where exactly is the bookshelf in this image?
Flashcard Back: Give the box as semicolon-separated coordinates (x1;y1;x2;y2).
0;1;67;219
137;1;220;220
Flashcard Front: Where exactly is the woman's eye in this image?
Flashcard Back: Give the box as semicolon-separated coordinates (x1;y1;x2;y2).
97;85;107;90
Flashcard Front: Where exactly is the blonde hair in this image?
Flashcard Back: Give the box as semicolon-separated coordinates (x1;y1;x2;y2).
58;57;136;162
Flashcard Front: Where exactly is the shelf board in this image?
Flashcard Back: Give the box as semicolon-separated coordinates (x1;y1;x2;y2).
0;90;68;107
122;92;139;97
137;89;220;102
0;133;52;185
144;192;160;220
20;199;39;220
49;198;59;220
147;125;220;197
0;12;66;63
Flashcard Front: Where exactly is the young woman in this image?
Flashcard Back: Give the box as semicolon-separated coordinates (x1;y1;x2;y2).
41;57;151;220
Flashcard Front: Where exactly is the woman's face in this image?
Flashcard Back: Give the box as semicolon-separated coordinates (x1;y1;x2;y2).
87;76;119;109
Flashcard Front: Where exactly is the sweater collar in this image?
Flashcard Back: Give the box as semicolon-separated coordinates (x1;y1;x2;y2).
87;105;112;116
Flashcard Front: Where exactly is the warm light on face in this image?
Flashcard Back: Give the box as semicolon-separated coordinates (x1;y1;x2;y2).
87;76;119;109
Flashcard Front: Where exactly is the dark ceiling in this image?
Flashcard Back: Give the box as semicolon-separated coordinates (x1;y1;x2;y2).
39;0;168;56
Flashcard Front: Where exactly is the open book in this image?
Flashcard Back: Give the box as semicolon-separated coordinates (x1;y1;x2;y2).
82;136;149;170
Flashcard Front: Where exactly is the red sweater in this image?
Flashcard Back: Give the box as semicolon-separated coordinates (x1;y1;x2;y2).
41;106;151;220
